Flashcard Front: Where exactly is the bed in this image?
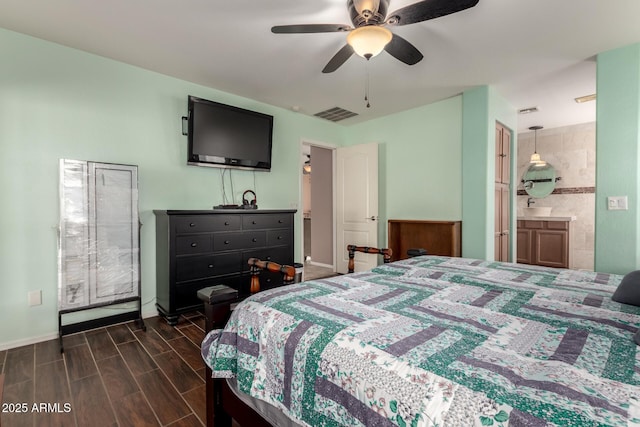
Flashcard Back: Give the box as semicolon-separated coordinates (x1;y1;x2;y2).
201;255;640;426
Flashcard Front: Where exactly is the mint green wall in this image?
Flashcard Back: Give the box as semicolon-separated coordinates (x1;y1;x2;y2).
343;97;463;246
461;86;517;260
595;43;640;274
0;28;345;348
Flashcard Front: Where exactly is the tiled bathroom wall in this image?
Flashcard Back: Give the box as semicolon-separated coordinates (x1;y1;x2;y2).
517;122;595;270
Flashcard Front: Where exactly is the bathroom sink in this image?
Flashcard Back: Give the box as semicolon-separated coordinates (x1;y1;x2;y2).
523;207;552;217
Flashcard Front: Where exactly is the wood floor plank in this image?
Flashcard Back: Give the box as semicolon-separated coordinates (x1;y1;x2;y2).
64;344;98;381
0;349;7;366
98;355;139;402
189;316;206;331
35;360;71;401
86;328;119;360
33;405;76;427
145;317;183;341
167;336;205;371
107;323;135;344
136;369;191;425
135;329;171;356
177;324;205;346
62;332;87;349
2;380;34;427
70;374;116;427
35;339;63;365
153;351;203;393
34;360;74;427
118;341;157;376
182;384;206;425
167;414;205;427
112;391;160;427
4;345;34;386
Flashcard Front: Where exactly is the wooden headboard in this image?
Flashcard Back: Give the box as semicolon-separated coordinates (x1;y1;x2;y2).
387;220;461;261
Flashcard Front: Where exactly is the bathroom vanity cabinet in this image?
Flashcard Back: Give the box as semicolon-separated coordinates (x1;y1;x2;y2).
517;217;575;269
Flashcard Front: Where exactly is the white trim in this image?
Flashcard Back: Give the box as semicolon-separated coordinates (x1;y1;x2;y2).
307;261;334;269
299;138;337;271
0;309;158;351
0;332;59;351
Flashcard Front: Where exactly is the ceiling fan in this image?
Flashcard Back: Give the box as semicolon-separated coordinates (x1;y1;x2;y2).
272;0;479;73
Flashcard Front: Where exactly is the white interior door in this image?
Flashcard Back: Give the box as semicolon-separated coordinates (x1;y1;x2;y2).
336;142;379;273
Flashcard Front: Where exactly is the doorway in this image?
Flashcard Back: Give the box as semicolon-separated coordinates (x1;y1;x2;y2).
301;143;336;280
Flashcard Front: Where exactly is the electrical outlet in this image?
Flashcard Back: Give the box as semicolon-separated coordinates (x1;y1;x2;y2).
28;290;42;306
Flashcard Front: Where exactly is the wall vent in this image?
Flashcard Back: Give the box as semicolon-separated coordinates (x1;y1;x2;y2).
518;106;539;114
314;107;358;122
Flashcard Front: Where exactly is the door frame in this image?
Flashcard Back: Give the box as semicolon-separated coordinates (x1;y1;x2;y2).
299;139;337;270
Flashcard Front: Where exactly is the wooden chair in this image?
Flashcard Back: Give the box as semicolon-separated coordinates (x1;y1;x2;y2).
248;258;296;294
347;245;392;273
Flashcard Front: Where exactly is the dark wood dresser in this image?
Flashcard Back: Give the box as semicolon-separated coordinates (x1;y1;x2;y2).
154;209;295;325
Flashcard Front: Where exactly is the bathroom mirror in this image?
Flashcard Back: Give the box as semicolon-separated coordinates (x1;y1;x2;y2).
522;162;557;198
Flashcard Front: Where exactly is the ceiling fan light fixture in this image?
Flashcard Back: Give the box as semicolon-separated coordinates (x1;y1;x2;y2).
347;26;392;59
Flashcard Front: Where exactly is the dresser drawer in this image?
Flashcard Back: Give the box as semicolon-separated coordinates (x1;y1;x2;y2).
213;231;266;252
174;215;241;233
267;229;291;246
175;234;212;255
175;253;242;282
242;214;291;230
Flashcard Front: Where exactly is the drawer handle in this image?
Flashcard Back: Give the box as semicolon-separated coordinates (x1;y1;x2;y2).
278;219;283;223
277;236;282;240
252;238;257;242
224;240;230;245
252;221;257;225
191;242;197;247
208;264;214;268
189;222;195;227
266;256;271;261
224;221;229;226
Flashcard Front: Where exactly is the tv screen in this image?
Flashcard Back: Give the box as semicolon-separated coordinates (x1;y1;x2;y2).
187;96;273;171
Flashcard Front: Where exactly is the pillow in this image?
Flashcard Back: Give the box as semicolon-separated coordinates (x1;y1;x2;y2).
612;270;640;306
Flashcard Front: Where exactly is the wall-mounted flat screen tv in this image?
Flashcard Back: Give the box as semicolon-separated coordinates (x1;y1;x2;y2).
187;95;273;171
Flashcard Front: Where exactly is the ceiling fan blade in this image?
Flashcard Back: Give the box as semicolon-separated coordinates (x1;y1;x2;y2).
271;24;351;34
386;0;479;26
322;44;355;73
384;34;423;65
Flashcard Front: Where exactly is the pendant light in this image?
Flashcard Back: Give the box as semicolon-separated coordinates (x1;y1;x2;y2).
529;126;546;165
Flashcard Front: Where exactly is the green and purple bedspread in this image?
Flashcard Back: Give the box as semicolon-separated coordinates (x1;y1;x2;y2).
202;256;640;426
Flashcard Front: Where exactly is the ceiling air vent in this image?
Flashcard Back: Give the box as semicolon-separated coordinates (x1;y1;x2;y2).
314;107;358;122
518;106;539;114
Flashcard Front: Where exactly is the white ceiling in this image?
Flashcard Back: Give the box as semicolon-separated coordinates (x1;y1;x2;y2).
1;0;639;132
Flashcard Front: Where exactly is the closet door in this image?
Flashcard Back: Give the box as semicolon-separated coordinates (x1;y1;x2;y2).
494;123;511;262
89;163;139;304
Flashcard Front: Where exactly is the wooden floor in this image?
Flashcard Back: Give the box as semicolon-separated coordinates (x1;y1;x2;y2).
0;312;210;427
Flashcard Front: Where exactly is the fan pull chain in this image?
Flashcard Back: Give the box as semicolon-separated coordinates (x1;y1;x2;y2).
364;65;371;108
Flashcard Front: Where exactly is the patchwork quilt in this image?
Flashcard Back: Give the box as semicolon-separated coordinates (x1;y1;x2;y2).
202;256;640;426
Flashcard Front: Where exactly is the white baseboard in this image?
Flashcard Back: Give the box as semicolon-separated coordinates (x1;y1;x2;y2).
307;261;334;269
0;332;60;351
0;309;160;351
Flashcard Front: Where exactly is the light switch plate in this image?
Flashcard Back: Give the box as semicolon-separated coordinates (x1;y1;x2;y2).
607;196;628;210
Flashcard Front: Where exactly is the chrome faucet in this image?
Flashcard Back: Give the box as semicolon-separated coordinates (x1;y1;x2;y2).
527;198;535;207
